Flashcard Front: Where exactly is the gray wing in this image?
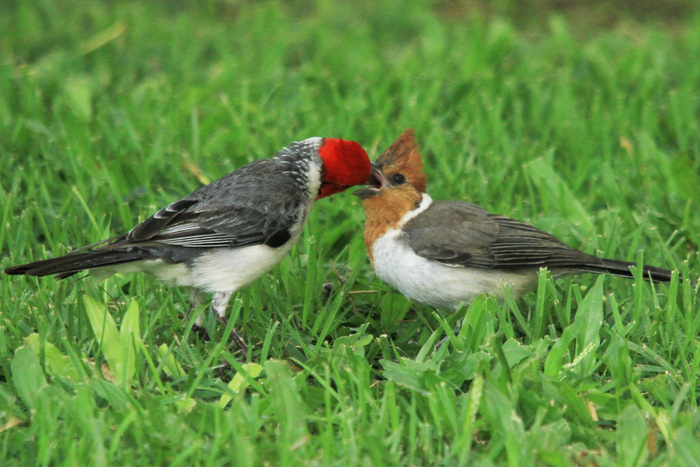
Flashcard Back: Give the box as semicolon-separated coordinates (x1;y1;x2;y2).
123;159;305;250
3;159;306;278
402;200;596;269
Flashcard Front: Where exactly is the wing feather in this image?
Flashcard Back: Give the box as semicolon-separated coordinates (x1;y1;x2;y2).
119;159;306;250
403;200;597;269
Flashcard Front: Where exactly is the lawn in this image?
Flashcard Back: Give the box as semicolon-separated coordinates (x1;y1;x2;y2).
2;0;700;464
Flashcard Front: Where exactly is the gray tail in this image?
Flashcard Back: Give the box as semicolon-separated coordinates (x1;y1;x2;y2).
4;249;147;279
577;258;677;283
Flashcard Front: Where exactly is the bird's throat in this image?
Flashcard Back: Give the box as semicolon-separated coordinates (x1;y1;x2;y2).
361;192;430;265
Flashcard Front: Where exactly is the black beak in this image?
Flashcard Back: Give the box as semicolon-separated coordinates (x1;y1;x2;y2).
353;164;385;199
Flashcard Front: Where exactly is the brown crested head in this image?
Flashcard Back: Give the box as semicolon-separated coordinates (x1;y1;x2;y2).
373;129;427;193
353;129;427;218
351;130;427;262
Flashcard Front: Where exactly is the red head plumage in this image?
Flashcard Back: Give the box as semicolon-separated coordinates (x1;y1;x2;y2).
317;138;371;199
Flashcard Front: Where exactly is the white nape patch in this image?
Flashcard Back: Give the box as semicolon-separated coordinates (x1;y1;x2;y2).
302;136;324;148
371;197;536;311
304;155;323;200
188;241;295;293
397;193;433;227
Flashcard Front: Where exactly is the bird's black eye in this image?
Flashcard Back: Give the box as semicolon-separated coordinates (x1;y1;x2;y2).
391;173;406;185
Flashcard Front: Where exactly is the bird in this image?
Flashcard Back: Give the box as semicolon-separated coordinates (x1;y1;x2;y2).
5;137;371;355
354;129;680;313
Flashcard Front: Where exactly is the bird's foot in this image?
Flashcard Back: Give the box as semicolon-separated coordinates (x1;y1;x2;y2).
191;323;210;342
226;324;249;360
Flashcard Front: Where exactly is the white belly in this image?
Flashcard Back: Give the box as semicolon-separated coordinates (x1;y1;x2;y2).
103;242;294;293
372;230;537;310
187;242;295;293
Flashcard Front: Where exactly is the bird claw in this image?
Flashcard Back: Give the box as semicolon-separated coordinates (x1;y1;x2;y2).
191;323;210;342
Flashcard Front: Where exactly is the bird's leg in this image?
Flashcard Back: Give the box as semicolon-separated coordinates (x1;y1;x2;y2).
211;290;248;357
187;289;209;340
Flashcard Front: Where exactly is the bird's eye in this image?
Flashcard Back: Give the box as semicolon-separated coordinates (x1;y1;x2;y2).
391;173;406;185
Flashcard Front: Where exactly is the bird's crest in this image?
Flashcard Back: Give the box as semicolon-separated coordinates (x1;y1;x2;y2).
374;129;427;193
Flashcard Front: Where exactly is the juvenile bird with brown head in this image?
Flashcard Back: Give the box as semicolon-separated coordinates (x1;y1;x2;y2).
355;130;680;312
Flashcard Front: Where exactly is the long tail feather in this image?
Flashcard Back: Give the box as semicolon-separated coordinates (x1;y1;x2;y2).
4;249;147;279
577;258;678;283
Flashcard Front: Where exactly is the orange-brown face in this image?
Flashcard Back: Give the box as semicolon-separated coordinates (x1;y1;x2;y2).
354;166;423;265
317;139;371;199
352;130;429;263
373;129;427;193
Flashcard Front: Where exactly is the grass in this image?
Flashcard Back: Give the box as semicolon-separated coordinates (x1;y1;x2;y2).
2;0;700;464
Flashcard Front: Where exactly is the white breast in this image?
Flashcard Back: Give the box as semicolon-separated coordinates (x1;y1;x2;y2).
371;195;537;310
